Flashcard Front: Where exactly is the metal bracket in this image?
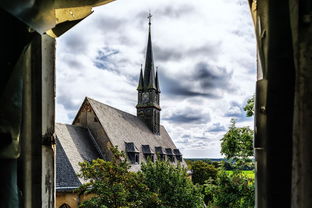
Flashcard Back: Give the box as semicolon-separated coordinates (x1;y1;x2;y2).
255;79;268;148
42;131;56;146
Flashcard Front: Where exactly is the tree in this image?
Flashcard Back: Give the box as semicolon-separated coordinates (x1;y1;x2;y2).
78;147;155;208
141;160;205;208
243;96;255;117
204;170;255;208
204;97;255;208
220;119;254;160
191;161;218;185
78;147;205;208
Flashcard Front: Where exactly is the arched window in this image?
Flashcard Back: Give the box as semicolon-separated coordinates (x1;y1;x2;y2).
59;203;71;208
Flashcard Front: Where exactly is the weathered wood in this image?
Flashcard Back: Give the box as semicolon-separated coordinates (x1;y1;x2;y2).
21;33;55;208
252;1;296;207
290;0;312;207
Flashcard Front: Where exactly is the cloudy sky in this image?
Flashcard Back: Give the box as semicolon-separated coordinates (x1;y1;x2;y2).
56;0;256;158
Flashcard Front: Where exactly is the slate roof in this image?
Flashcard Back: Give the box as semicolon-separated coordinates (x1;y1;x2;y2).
55;123;101;191
86;97;178;154
56;138;81;190
56;97;185;191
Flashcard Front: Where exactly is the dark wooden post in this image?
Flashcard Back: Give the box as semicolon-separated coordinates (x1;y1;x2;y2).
252;1;296;207
289;0;312;207
21;33;55;208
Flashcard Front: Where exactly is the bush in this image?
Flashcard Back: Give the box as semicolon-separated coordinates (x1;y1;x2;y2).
77;147;154;208
191;161;218;185
204;170;255;208
141;160;205;208
78;147;205;208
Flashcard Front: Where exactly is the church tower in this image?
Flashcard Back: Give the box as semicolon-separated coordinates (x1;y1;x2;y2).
136;13;161;135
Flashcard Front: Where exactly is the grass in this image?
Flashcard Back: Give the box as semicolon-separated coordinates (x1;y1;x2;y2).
226;170;255;179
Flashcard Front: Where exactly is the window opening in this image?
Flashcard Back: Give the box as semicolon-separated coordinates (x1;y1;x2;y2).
125;142;140;164
165;148;175;163
155;146;166;161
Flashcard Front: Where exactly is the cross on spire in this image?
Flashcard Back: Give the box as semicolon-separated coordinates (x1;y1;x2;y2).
147;12;152;25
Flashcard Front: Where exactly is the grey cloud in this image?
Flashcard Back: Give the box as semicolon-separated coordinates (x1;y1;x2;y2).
155;4;195;18
163;108;210;124
194;136;212;141
165;114;207;124
153;45;183;62
136;4;194;26
159;71;221;98
63;34;88;52
224;100;255;123
65;58;82;69
57;94;80;111
182;134;190;138
224;101;243;117
194;62;233;91
93;16;136;46
94;47;119;71
208;123;226;132
153;43;221;62
176;135;190;144
94;16;124;31
159;61;233;99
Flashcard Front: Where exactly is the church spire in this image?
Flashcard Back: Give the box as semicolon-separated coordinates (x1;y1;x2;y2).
137;64;144;91
143;12;156;90
136;12;161;135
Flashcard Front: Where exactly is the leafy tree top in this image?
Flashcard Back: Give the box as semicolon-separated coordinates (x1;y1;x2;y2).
220;119;254;160
243;95;255;117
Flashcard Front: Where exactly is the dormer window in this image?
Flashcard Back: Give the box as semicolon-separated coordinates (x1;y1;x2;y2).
165;148;175;163
155;146;166;161
173;149;183;162
142;145;155;162
125;142;140;164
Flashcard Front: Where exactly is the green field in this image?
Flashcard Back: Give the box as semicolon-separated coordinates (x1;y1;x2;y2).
226;170;255;179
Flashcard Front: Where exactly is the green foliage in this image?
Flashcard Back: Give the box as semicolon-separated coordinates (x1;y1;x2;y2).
78;146;154;208
78;147;205;208
243;96;255;117
141;160;205;208
220;119;254;160
204;170;255;208
191;161;218;185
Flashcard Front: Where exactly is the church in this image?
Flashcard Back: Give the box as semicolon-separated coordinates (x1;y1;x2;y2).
55;15;185;208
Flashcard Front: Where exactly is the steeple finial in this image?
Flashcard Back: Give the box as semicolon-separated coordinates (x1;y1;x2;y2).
148;12;152;26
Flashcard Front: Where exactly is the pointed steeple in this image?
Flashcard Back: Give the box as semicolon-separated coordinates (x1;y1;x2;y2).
136;12;161;135
155;67;160;92
137;64;144;91
143;13;156;90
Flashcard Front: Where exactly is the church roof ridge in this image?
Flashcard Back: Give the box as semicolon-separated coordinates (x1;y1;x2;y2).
85;97;165;128
86;97;137;118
